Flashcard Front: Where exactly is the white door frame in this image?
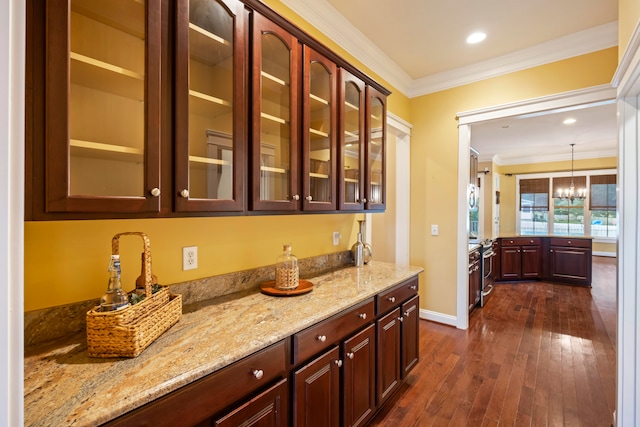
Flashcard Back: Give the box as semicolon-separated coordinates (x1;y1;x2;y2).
456;84;616;331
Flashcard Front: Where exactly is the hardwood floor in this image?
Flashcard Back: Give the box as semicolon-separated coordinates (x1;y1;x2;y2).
369;256;617;427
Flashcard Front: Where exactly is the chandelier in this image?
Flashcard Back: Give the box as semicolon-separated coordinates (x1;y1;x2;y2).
557;143;587;202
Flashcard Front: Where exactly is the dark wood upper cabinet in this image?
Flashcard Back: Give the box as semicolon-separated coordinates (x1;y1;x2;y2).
40;0;162;214
250;12;300;211
338;69;366;211
174;0;247;212
365;86;386;211
26;0;390;219
301;46;338;211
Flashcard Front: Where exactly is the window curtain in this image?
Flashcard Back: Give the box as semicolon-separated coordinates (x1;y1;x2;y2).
519;178;549;210
589;174;616;209
552;176;587;197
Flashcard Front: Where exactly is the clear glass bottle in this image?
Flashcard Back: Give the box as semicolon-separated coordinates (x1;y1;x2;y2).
100;254;130;311
275;244;299;290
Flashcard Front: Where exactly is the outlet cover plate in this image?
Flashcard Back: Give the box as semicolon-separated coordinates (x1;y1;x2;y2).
183;246;198;271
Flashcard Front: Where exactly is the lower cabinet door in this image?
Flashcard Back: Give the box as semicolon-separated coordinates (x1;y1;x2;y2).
549;246;591;284
376;308;401;406
293;346;341;426
343;324;376;427
401;295;419;377
214;379;288;427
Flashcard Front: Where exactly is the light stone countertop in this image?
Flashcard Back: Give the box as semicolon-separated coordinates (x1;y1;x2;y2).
24;261;423;427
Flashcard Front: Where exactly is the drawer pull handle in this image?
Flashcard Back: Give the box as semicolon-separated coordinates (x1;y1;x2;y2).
317;335;327;342
150;187;161;197
568;241;571;244
388;296;396;303
550;250;554;253
347;352;354;359
530;240;534;243
410;285;417;291
335;359;343;367
510;240;514;243
404;311;411;317
252;369;264;380
358;313;367;320
180;189;189;198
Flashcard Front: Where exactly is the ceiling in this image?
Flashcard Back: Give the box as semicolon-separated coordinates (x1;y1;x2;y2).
281;0;619;165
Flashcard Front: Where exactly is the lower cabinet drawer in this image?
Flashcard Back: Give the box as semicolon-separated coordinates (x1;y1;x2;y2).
104;340;288;427
549;237;591;248
293;298;374;365
501;237;541;246
214;378;288;427
376;277;419;315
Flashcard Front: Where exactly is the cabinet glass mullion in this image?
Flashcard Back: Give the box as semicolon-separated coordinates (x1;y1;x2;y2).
302;46;337;211
45;0;161;213
175;0;245;212
252;13;299;211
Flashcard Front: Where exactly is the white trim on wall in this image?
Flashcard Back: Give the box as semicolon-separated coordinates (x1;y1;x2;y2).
2;0;25;424
419;308;457;327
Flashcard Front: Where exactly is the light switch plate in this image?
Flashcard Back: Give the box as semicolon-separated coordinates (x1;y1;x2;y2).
332;231;341;246
183;246;198;270
431;224;439;236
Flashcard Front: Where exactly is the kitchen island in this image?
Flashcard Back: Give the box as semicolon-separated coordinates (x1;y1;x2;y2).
24;261;423;426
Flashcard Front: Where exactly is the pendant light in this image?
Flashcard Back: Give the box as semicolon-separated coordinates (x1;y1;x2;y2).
557;143;587;202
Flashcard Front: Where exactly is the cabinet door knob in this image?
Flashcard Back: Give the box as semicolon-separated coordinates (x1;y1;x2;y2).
530;240;534;243
510;240;514;243
252;369;264;380
335;359;343;367
388;296;396;303
404;311;411;317
180;189;189;198
568;241;571;244
550;249;554;253
317;335;327;342
347;352;354;359
398;316;404;322
305;195;312;201
150;187;161;197
358;313;367;320
362;198;367;203
410;285;417;291
292;194;300;201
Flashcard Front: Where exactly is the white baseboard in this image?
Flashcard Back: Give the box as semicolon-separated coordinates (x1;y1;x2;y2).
593;251;616;257
419;308;457;327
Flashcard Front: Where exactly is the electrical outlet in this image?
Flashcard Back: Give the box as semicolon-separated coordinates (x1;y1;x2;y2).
431;224;439;236
183;246;198;271
332;231;341;246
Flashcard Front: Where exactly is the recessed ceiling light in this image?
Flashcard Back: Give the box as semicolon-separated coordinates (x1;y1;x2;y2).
466;32;486;44
563;118;577;125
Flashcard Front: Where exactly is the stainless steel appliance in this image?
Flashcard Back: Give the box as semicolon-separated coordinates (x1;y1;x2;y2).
480;239;495;307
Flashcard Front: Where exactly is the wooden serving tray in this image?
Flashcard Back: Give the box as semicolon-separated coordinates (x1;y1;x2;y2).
260;279;313;296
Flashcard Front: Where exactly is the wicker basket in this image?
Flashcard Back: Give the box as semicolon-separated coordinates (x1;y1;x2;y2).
86;232;182;358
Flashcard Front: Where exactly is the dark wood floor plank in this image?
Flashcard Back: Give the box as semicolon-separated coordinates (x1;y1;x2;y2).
369;256;616;426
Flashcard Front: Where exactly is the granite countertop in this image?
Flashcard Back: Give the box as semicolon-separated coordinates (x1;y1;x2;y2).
24;261;423;427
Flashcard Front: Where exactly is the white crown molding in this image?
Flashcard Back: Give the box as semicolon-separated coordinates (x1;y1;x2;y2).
280;0;617;99
411;22;618;97
612;19;640;96
280;0;413;94
387;111;412;135
492;148;618;166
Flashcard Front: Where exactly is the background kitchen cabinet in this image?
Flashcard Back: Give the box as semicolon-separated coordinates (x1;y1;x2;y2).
301;46;338;211
34;0;162;214
500;238;542;280
343;324;376;427
214;379;288;427
400;295;420;377
174;0;247;212
250;12;300;211
548;238;592;286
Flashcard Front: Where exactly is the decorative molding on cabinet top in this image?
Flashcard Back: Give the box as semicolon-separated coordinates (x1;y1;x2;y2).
280;0;617;98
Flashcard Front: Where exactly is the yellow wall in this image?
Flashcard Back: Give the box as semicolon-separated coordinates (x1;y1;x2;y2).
619;0;640;60
409;48;618;316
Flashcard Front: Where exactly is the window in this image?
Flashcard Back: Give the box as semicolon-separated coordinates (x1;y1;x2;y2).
519;178;549;235
590;174;616;238
516;170;617;239
552;176;586;236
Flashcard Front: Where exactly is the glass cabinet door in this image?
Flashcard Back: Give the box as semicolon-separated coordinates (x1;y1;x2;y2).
45;0;161;213
366;86;386;210
251;13;300;211
339;70;365;211
175;0;246;212
302;46;337;211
